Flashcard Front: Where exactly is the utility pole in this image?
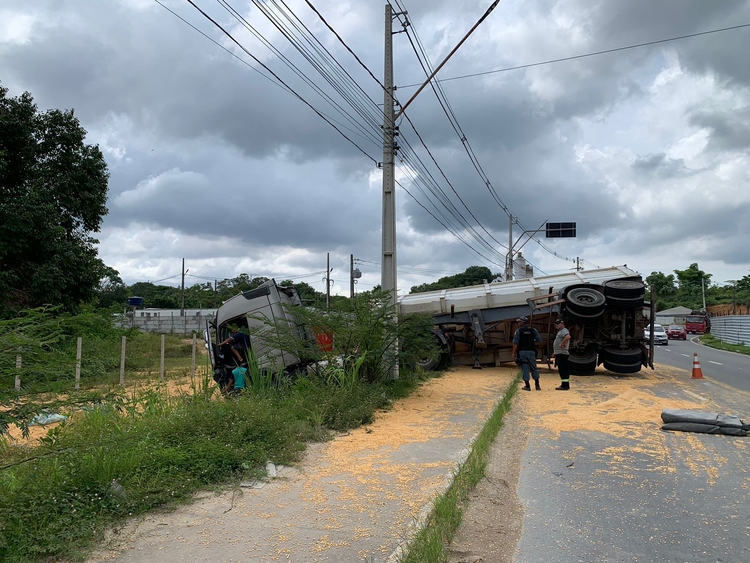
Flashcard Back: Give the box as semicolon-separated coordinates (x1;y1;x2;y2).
180;258;186;316
350;254;355;299
381;3;397;310
324;253;334;310
506;214;513;280
213;279;218;308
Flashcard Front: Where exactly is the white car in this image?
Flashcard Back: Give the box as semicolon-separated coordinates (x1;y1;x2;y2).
644;323;668;345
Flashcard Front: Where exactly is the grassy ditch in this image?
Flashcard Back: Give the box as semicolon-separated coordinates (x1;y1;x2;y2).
399;375;520;563
699;334;750;355
0;369;434;562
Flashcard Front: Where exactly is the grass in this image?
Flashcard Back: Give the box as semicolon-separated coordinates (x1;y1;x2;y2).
0;364;436;562
398;374;521;563
699;334;750;355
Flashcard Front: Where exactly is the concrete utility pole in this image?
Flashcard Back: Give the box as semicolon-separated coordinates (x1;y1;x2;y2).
381;3;397;309
325;253;332;310
180;258;186;316
350;254;355;299
506;215;514;280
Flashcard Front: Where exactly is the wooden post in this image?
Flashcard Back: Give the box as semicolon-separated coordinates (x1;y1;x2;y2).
15;355;21;391
120;336;126;385
160;334;165;380
191;333;197;378
75;337;82;390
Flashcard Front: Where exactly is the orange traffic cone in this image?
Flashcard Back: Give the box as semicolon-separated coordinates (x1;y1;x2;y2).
691;352;704;379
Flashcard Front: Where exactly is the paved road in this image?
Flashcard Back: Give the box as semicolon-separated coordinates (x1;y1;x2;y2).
652;338;750;392
511;363;750;563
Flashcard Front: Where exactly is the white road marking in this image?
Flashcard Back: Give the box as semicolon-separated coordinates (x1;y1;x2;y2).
681;354;691;357
708;360;723;365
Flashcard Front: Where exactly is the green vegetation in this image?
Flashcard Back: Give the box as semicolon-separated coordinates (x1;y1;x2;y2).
410;266;498;294
400;375;520;563
0;86;110;316
698;334;750;355
0;350;436;562
646;262;750;312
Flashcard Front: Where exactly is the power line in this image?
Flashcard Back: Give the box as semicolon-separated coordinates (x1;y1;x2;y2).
181;0;378;164
398;22;750;88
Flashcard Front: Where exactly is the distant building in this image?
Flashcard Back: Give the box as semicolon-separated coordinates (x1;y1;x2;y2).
655;306;692;326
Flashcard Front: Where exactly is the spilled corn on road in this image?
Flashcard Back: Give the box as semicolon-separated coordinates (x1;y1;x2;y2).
450;362;750;563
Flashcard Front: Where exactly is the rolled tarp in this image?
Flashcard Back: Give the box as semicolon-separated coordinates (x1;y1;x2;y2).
661;409;748;436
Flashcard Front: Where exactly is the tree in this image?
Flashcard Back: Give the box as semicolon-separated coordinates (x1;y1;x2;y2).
410;266;497;294
674;263;711;310
0;86;109;315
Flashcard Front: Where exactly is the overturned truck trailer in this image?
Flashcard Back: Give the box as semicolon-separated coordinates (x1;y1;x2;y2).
398;266;654;375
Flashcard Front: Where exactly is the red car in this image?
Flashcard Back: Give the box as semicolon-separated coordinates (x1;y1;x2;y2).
666;325;687;340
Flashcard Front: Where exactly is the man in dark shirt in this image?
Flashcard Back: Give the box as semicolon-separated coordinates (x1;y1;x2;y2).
511;316;542;391
220;326;251;365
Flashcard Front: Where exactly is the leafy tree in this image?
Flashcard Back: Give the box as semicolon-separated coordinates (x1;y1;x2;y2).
0;86;109;315
410;266;497;294
96;267;128;310
674;263;711;310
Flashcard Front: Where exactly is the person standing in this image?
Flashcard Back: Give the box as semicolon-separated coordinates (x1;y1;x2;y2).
553;317;571;390
512;316;542;391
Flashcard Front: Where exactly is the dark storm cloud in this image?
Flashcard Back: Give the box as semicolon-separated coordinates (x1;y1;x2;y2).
631;153;695;178
689;107;750;151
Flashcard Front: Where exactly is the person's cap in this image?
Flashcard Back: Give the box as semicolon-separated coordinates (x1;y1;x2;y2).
554;318;564;324
516;316;528;323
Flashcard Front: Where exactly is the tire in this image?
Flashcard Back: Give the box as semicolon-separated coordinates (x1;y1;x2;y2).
565;287;606;317
603;360;642;374
564;308;605;325
416;354;440;371
562;283;604;298
602;346;643;365
568;347;598;375
603;278;645;300
605;295;645;308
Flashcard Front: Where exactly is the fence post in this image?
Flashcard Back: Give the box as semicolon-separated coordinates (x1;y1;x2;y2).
15;355;21;391
160;334;165;380
75;337;82;390
191;333;197;378
120;336;126;385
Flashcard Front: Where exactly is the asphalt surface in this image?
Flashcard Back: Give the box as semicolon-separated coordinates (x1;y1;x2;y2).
513;362;750;563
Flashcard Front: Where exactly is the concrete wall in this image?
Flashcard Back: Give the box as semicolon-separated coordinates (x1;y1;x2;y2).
117;311;216;335
711;316;750;346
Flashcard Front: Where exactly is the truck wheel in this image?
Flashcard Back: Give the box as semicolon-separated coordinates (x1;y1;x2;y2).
565;287;606;316
605;295;645;308
603;360;642;374
564;308;604;325
602;346;643;364
568;347;598;375
603;278;645;299
562;283;604;298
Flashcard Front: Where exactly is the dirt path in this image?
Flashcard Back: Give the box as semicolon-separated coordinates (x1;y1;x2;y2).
84;366;515;563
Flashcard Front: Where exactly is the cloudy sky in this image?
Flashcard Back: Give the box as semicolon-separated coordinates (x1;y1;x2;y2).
2;0;749;296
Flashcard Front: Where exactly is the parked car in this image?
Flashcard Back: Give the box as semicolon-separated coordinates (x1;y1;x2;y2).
666;325;687;340
644;323;668;345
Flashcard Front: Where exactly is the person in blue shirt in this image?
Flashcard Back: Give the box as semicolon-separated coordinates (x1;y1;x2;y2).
220;326;251;365
228;365;247;395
